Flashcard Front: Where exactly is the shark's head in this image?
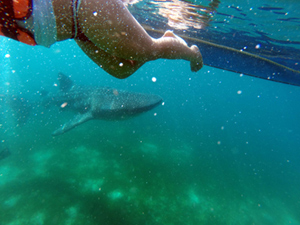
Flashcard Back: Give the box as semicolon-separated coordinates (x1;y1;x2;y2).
120;92;163;114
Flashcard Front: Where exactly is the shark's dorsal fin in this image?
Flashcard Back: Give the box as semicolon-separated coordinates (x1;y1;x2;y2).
52;111;93;136
58;73;74;92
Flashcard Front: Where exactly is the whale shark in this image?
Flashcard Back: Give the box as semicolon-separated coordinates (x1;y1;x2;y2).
44;73;163;136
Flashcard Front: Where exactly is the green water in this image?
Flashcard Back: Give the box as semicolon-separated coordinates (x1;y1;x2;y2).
1;38;300;225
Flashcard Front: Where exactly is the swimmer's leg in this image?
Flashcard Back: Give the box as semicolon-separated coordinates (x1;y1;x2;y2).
77;0;203;72
75;37;145;79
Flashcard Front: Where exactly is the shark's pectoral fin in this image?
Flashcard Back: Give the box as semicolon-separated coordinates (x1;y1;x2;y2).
52;111;93;136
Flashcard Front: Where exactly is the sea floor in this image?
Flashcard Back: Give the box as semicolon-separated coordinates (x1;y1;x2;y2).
1;118;299;225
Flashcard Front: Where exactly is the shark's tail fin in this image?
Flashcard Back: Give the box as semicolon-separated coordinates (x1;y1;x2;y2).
39;89;49;97
58;73;74;92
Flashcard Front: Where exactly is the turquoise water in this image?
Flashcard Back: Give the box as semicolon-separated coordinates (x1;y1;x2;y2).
1;15;300;225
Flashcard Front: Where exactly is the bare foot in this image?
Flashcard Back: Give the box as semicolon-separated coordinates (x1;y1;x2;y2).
190;45;203;72
155;30;203;72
